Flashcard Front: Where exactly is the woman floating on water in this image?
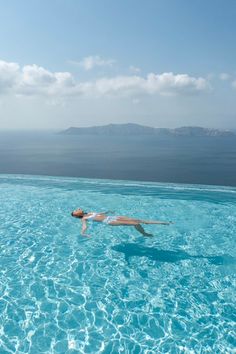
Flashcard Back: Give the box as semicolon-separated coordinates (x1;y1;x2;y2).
71;208;172;237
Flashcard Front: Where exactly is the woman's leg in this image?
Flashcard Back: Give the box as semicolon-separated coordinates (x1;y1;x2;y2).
107;220;153;237
138;220;171;225
115;216;171;225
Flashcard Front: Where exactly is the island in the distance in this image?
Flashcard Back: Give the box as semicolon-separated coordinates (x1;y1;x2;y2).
60;123;235;137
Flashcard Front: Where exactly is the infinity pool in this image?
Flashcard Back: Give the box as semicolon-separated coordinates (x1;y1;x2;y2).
0;175;235;353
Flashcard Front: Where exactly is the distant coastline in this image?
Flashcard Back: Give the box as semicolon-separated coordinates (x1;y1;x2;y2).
60;123;235;137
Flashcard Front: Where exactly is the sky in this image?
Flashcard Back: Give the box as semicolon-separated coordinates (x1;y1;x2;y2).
0;0;236;130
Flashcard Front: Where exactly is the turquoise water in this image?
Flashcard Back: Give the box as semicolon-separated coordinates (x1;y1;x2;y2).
0;175;235;353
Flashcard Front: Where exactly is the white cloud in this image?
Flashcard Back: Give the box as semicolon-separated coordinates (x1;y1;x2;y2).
18;64;76;96
145;72;208;95
0;58;209;99
69;55;116;70
0;60;20;93
78;72;209;97
219;73;230;81
129;65;141;73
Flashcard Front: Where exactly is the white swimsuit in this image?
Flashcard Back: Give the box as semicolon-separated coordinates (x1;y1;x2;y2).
103;216;119;224
86;213;119;224
85;212;98;220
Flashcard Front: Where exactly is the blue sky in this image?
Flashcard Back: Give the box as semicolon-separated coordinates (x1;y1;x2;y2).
0;0;235;129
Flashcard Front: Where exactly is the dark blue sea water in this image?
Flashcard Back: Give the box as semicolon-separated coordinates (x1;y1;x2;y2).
0;131;236;186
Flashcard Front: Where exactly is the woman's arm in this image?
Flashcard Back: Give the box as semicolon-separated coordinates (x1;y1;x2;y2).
81;219;88;235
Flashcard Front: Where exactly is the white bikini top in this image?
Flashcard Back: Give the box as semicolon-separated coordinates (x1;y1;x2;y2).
85;212;98;220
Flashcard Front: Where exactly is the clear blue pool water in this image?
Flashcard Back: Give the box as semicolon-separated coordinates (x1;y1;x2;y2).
0;175;235;353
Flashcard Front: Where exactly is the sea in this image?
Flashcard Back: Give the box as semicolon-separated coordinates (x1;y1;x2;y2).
0;131;236;186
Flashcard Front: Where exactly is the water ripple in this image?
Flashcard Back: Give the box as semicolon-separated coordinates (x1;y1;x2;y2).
0;175;235;353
